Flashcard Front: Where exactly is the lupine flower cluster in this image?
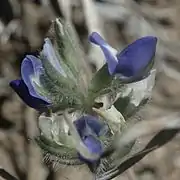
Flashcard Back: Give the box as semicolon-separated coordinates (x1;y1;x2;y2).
9;18;157;179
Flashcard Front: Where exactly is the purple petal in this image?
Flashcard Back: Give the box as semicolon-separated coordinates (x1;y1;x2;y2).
74;115;106;137
116;36;157;77
9;79;49;111
89;32;118;74
42;38;66;76
83;136;103;154
74;115;107;162
79;135;103;163
21;55;49;102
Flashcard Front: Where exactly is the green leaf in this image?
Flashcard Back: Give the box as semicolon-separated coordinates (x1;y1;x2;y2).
35;135;83;165
40;73;82;111
114;93;149;119
53;18;92;95
114;95;131;117
89;64;113;96
36;18;94;111
94;129;179;180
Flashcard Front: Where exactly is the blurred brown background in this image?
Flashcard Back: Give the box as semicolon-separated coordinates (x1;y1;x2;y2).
1;0;180;180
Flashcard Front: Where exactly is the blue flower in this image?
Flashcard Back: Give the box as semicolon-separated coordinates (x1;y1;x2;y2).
10;79;49;111
89;32;157;81
74;115;109;162
9;54;51;111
